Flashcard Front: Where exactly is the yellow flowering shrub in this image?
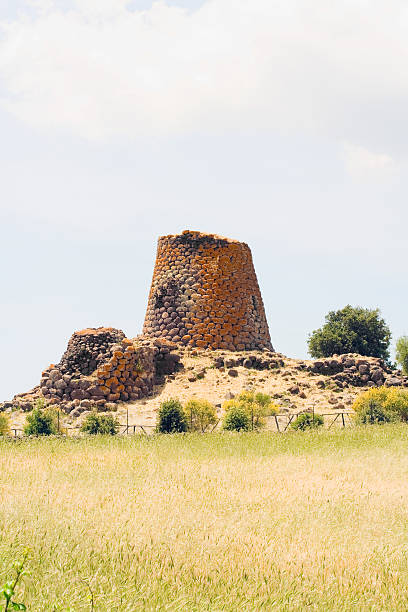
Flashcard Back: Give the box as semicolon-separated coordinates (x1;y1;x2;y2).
352;387;408;423
184;398;217;432
222;391;279;431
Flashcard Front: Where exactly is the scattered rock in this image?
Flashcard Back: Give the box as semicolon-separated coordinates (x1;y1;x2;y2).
309;353;407;388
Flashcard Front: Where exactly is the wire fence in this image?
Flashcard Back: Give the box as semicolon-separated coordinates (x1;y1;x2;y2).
270;411;354;432
7;411;355;438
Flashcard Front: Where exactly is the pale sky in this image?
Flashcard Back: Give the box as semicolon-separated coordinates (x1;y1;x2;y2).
1;0;407;401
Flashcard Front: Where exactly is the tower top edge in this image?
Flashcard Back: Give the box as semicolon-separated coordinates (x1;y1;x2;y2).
158;230;246;246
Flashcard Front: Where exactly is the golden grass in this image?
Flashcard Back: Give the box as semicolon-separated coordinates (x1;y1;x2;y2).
1;426;408;610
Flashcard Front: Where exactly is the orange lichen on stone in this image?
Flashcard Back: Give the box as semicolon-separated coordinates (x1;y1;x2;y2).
75;327;117;336
142;230;273;351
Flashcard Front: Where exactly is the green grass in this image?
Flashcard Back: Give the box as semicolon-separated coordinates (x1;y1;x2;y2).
2;426;408;610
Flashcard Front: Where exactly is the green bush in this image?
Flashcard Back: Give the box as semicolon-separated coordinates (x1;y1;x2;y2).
222;391;278;432
24;404;57;436
353;387;408;423
222;403;250;432
355;400;393;425
81;412;119;435
156;399;187;433
0;413;9;436
291;412;324;431
308;305;391;360
396;336;408;375
184;398;217;432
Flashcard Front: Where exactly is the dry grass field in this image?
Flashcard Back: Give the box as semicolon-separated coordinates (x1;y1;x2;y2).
2;426;408;610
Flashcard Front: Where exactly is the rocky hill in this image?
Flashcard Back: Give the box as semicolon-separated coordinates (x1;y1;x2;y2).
3;338;407;432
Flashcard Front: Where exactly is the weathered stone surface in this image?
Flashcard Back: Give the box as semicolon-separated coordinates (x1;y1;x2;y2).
49;369;61;381
142;230;273;351
54;379;67;390
71;390;88;401
385;377;405;387
228;369;238;377
58;327;126;377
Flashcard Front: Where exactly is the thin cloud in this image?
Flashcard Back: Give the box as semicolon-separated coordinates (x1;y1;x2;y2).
0;0;407;147
343;142;397;179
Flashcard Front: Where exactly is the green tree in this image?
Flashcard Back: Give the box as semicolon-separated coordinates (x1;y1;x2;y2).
156;399;187;433
184;398;217;432
308;305;391;360
395;336;408;375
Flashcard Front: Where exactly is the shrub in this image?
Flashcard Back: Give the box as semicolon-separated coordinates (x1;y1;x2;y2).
222;391;278;432
184;398;217;432
24;403;57;436
352;387;408;423
396;336;408;375
81;412;119;435
355;400;393;425
223;403;250;432
156;399;187;433
0;413;9;436
239;391;279;429
308;305;391;360
291;412;324;431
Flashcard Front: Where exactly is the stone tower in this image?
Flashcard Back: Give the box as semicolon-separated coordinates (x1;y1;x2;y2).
143;230;273;351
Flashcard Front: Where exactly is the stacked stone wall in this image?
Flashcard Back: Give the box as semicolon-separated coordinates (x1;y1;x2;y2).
39;328;156;412
5;329;185;413
143;230;272;351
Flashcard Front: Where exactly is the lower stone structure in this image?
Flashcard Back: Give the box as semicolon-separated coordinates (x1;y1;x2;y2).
56;327;126;377
40;328;156;411
5;328;183;413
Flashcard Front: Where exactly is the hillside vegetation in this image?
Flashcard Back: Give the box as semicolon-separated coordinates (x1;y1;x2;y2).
2;427;408;610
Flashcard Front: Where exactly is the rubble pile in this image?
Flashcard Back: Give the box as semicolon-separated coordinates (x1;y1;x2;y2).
309;354;408;388
213;352;284;371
